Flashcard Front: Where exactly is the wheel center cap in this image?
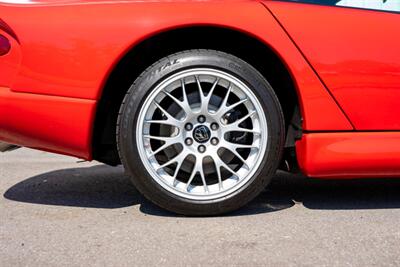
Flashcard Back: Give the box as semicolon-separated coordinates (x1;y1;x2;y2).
193;125;211;143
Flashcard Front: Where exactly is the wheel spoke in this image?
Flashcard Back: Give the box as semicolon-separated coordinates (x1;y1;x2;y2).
199;162;209;193
223;140;259;150
156;150;187;171
216;83;232;115
210;154;224;190
227;98;248;112
196;76;208;114
154;102;183;126
227;110;256;127
145;119;180;128
195;75;205;99
149;142;171;157
172;152;187;179
159;151;191;186
143;135;181;157
181;79;191;111
224;127;261;135
212;154;237;177
162;90;192;116
215;163;223;190
185;158;198;191
143;135;179;142
217;98;248;119
221;146;249;169
206;78;220;108
221;110;259;135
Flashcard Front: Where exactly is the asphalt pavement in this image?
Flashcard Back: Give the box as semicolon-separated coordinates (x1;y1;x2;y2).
1;148;400;266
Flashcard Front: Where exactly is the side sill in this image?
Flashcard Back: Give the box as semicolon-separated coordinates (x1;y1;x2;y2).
296;132;400;179
0;87;96;159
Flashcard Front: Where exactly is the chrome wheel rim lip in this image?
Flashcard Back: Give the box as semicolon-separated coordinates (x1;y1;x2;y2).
136;68;268;201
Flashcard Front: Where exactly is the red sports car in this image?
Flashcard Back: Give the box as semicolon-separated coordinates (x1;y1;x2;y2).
0;0;399;215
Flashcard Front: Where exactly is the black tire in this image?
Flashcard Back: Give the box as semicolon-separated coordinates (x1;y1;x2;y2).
117;49;285;216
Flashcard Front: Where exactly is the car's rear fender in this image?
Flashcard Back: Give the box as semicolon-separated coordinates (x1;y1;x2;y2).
0;1;352;160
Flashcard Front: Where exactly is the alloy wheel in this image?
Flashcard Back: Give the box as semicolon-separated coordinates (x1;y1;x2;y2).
136;68;268;200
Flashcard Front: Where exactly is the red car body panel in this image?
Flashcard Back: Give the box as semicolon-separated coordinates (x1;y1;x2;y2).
0;1;351;126
296;132;400;179
0;86;95;159
268;1;400;130
0;0;399;179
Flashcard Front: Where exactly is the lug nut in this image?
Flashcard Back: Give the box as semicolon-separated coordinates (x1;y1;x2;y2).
210;123;219;131
198;145;206;153
211;138;219;146
185;123;193;131
185;138;193;146
197;115;206;123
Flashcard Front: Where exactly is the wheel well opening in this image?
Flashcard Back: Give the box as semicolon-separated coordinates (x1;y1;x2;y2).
92;26;300;165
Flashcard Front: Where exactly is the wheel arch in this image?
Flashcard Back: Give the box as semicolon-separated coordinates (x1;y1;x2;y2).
92;25;300;165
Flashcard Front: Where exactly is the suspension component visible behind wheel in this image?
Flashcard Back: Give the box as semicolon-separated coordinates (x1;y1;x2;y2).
117;49;285;216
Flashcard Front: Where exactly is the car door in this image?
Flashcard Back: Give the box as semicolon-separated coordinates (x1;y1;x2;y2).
265;0;400;130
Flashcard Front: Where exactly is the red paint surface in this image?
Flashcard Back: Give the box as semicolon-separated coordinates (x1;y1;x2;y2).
0;0;352;160
296;132;400;178
267;1;400;130
0;1;351;131
0;87;95;159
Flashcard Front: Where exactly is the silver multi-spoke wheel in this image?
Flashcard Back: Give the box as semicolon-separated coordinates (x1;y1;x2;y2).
136;68;268;200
